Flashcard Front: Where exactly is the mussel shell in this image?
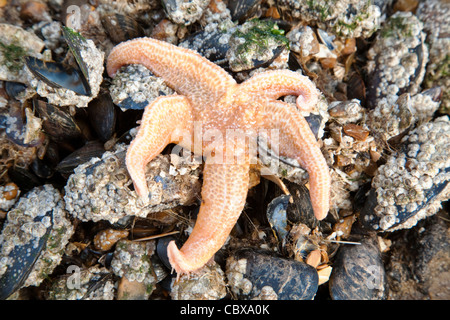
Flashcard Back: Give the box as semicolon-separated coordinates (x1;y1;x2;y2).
87;92;116;142
7;167;42;193
56;140;105;174
4;81;27;99
25;56;91;96
0;210;53;300
266;194;290;242
34;99;83;142
101;13;144;44
227;248;319;300
180;29;231;65
329;235;387;300
228;0;262;23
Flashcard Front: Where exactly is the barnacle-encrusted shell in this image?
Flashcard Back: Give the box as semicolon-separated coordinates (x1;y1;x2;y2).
276;0;380;39
64;143;201;223
111;240;157;292
0;185;74;293
109;64;174;111
170;261;227;300
362;116;450;231
366;11;428;108
47;266;115;300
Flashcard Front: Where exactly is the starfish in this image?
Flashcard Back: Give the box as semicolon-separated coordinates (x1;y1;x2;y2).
106;37;331;275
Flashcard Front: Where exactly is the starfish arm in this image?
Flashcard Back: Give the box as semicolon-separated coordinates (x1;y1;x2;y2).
167;160;250;274
126;95;193;202
106;37;236;108
238;70;320;112
259;100;330;220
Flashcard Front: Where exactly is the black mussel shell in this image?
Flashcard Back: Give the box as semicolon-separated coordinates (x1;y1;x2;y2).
329;235;387;300
228;0;262;23
25;56;91;96
7;167;42;193
227;248;319;299
0;210;53;300
56;140;105;174
180;29;232;65
101;13;145;44
87;92;117;142
4;81;27;99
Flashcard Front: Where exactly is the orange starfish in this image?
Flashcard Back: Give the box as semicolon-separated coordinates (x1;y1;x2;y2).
106;37;331;275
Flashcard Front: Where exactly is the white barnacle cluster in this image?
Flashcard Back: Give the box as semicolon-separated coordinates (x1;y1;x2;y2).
171;261;227;300
278;0;380;39
225;256;253;297
110;240;156;285
0;185;73;288
164;0;211;25
63;143;201;223
367;12;428;105
368;88;441;141
109;64;174;111
369;116;450;231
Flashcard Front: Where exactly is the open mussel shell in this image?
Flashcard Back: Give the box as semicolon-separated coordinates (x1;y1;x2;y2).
0;210;52;300
266;194;290;243
25;56;91;96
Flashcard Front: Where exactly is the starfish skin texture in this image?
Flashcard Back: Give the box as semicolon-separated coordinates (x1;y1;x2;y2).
106;37;331;275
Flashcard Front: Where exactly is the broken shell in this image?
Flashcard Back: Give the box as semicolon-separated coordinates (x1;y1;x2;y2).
0;184;74;299
329;235;387;300
226;248;318;300
266;194;290;243
5;102;45;147
26;27;104;108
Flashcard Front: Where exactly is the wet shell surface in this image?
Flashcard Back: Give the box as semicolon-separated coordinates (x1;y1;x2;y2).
226;248;319;300
0;184;74;299
329;235;387;300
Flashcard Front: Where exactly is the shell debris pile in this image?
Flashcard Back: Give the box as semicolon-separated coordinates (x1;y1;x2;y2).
0;0;449;301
